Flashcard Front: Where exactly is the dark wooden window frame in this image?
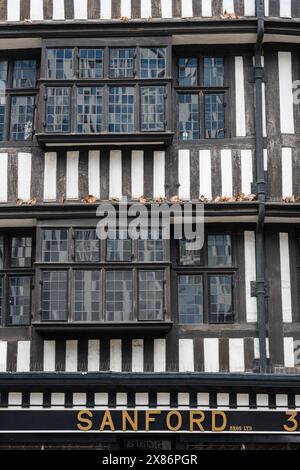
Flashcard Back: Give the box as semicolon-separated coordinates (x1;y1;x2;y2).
0;229;35;327
172;229;238;325
0;51;39;144
37;39;173;138
35;225;171;324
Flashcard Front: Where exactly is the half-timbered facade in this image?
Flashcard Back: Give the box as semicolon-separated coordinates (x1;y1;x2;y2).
0;0;299;450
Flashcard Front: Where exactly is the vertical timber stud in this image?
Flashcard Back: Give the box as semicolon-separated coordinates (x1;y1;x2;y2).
254;0;268;373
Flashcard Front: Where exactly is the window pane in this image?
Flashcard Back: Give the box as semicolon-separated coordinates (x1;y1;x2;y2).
208;234;232;267
11;237;32;267
0;62;7;141
77;87;103;133
10;96;34;140
75;229;100;262
8;276;31;325
13;60;37;88
205;94;225;139
42;229;68;263
139;271;164;321
141;86;165;131
108;87;135;132
178;94;200;140
178;275;203;324
79;49;103;78
204;57;224;87
109;48;135;78
41;271;68;321
178;58;197;86
140;48;166;78
137;229;164;262
105;271;133;321
46;87;71;132
47;48;74;79
178;240;201;265
0;236;4;269
209;275;233;323
73;271;100;321
107;230;131;262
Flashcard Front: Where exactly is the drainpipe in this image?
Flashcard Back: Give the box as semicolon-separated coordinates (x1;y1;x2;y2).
254;0;268;373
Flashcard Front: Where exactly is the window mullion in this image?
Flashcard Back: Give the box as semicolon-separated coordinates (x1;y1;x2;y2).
133;267;138;322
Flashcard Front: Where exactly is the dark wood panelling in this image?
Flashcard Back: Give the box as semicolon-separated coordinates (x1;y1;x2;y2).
190;148;199;200
143;337;154;372
192;0;201;17
193;337;204;372
212;0;222;16
143;149;153;199
292;0;300;18
292;51;300;135
77;338;88;372
152;0;161;18
232;149;241;196
244;337;254;372
56;150;67;201
121;149;131;198
44;0;53;19
100;149;110;200
55;339;66;372
244;55;255;136
166;146;178;198
211;148;222;198
30;332;44;372
234;0;244;16
121;338;132;372
292;147;300;198
236;230;247;324
111;0;121;19
88;0;100;19
269;0;280;17
172;0;181;18
65;0;74;20
99;337;110;371
219;338;229;373
265;229;284;368
31;148;44;201
20;0;30;21
0;0;7;20
6;341;17;372
131;0;141;18
7;153;17;203
166;330;178;372
78;150;89;199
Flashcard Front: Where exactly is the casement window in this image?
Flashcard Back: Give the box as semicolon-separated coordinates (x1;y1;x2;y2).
43;46;169;135
177;234;234;324
0;233;34;326
0;58;38;142
177;56;226;140
38;227;168;323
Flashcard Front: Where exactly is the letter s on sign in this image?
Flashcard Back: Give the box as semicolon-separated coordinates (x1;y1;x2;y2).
77;410;93;431
283;411;298;432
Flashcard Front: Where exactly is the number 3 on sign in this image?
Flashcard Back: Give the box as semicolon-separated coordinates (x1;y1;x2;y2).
283;411;298;432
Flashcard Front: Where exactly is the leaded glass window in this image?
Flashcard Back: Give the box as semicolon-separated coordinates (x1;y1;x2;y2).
109;48;135;78
41;271;68;321
73;271;100;321
0;62;7;141
178;58;197;86
106;230;132;262
46;87;71;132
138;271;164;321
77;87;103;133
105;271;133;321
204;57;224;87
79;49;104;79
178;239;202;265
178;94;200;140
47;48;74;80
178;275;203;324
141;86;165;131
140;48;166;78
8;276;31;325
10;96;34;140
137;229;164;262
205;94;225;138
208;234;232;267
75;229;100;262
108;86;135;132
208;274;233;323
13;60;37;88
11;237;32;268
42;229;68;263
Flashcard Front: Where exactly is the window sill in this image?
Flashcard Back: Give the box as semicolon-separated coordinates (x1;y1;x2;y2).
35;132;174;148
32;321;173;336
